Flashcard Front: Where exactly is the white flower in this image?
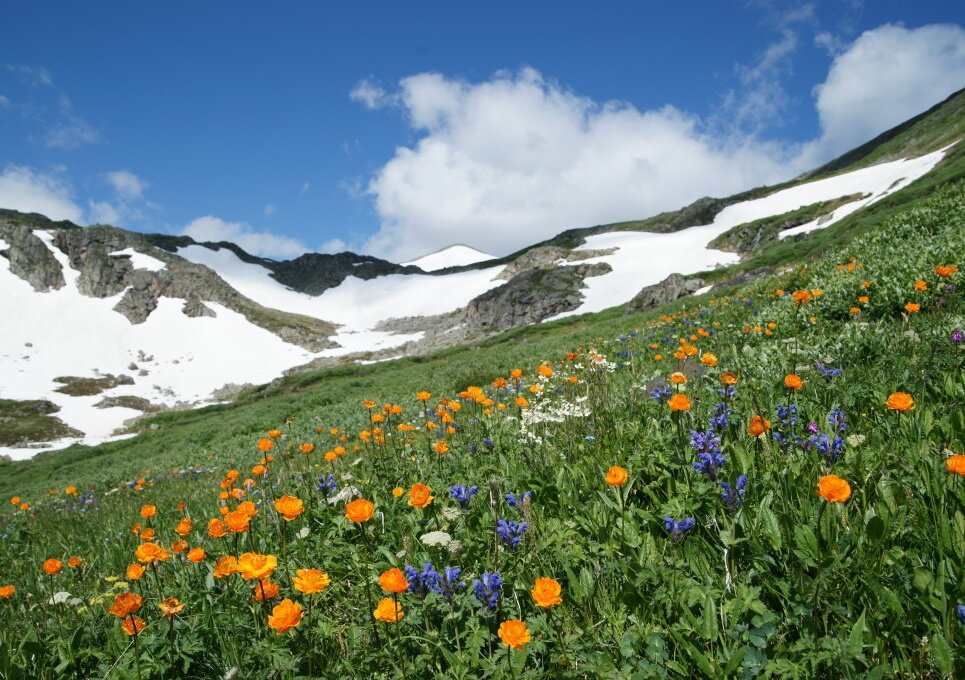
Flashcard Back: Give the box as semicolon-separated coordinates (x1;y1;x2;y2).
846;434;866;447
296;526;310;540
326;486;360;505
442;507;461;521
419;531;453;548
48;591;72;605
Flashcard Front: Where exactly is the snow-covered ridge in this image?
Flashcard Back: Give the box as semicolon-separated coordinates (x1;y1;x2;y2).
401;244;495;271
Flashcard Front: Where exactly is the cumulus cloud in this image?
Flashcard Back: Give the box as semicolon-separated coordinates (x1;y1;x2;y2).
44;117;99;149
350;78;393;109
319;237;347;254
357;24;965;261
106;170;148;200
799;23;965;166
0;165;83;222
181;216;307;259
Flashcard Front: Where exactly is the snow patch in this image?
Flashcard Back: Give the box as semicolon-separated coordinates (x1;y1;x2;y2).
402;244;495;271
109;247;167;272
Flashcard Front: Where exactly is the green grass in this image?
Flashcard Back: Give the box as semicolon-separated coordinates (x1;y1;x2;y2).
0;183;963;679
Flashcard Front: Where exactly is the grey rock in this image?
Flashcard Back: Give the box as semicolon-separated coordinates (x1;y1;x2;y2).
625;274;704;314
0;219;65;291
182;297;216;318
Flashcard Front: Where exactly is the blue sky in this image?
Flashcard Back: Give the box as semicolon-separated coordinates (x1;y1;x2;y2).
1;1;963;261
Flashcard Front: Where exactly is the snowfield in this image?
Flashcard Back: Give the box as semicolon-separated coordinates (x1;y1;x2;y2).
401;244;495;271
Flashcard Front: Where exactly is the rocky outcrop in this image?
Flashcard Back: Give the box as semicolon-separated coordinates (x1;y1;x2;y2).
182;297;216;318
713;267;774;290
269;252;423;295
624;274;704;314
0;219;66;291
0;398;83;447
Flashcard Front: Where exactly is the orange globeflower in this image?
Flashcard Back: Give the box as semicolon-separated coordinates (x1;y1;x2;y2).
373;597;404;623
140;504;157;519
904;302;921;313
605;466;628;486
139;528;156;542
213;555;238;579
174;517;193;536
267;429;282;439
293;568;331;594
721;372;738;386
700;353;718;367
416;391;431;401
9;497;20;505
914;280;927;291
0;585;14;598
668;394;691;411
531;578;563;608
237;553;278;581
268;599;303;634
253;580;280;601
208;518;228;538
498;620;531;650
935;265;959;278
858;295;869;304
747;415;771;437
256;438;274;452
817;475;851;503
126;564;146;581
158;597;185;617
946;456;965;477
433;441;449;455
784;374;803;390
171;539;188;554
237;501;258;517
885;392;915;412
538;364;554;378
379;568;409;594
224;510;251;533
392;487;404;498
345;498;374;523
299;443;315;454
135;542;172;564
275;496;304;521
408;484;434;509
251;464;266;476
510;369;523;380
67;556;83;569
19;503;29;511
791;290;812;304
42;559;63;575
121;616;147;636
108;592;143;617
65;486;77;495
186;548;206;563
669;372;687;384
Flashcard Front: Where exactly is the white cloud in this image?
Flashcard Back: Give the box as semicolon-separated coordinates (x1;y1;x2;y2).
0;165;83;222
181;216;307;259
350;78;393;109
359;68;792;261
87;200;122;225
319;238;347;253
263;203;276;217
799;23;965;166
357;24;965;261
43;117;99;149
106;170;147;200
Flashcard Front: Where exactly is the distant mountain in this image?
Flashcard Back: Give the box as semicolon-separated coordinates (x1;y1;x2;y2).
1;90;962;457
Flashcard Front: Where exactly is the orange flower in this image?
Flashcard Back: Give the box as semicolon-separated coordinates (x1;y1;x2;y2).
700;353;718;367
945;455;965;477
605;466;628;486
373;597;404;623
858;295;869;303
135;542;172;564
935;265;959;278
904;302;920;313
885;392;915;412
407;484;434;509
379;568;409;594
237;500;258;517
721;372;738;386
267;429;282;439
213;555;238;579
433;441;449;455
531;578;563;608
253;579;280;601
42;559;63;575
256;438;274;452
668;394;691;411
392;487;404;497
345;498;374;523
299;443;315;454
237;552;278;581
186;548;206;563
268;599;303;634
208;518;228;538
251;464;266;476
0;585;14;598
416;391;431;401
538;364;554;378
515;396;529;408
669;372;687;384
126;564;146;581
158;597;185;617
293;568;331;594
791;289;812;304
747;415;771;437
108;592;143;617
9;496;20;505
497;620;531;650
174;517;193;536
171;539;188;554
914;280;927;291
140;504;157;519
816;475;851;503
67;556;83;569
510;369;523;379
275;496;304;521
224;510;251;533
139;528;156;542
121;616;147;636
65;486;77;495
784;374;803;390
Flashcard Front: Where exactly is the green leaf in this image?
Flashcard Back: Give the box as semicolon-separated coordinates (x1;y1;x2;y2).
759;505;782;551
846;610;866;659
930;632;953;675
866;515;885;543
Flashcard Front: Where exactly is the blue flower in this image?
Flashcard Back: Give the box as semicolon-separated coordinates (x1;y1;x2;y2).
649;385;672;401
448;484;479;509
316;474;337;495
472;572;502;610
957;604;965;624
664;516;696;539
721;475;748;508
505;491;532;507
815;361;842;378
496;519;528;549
691;429;724;481
482;438;494;449
708;402;731;431
828;408;847;433
404;563;440;597
432;566;466;601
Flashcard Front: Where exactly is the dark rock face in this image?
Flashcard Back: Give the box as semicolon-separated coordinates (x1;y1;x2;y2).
467;263;611;331
0;220;66;291
625;273;704;314
715;267;773;289
269;252;423;295
182;297;216;318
